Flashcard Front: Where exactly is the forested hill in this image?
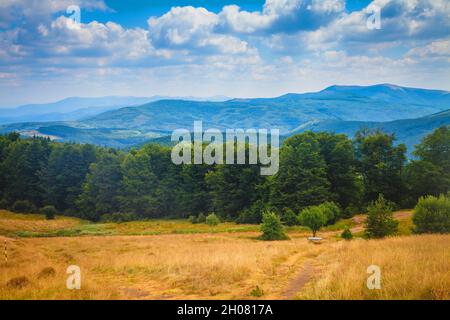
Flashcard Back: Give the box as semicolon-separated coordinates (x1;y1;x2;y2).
0;126;448;223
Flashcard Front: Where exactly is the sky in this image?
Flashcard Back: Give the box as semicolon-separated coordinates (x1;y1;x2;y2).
0;0;449;107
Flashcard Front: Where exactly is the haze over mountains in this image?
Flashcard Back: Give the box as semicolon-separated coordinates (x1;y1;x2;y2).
1;84;449;152
0;95;231;124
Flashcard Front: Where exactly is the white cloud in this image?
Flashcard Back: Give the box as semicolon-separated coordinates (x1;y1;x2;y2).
218;0;345;34
147;6;256;56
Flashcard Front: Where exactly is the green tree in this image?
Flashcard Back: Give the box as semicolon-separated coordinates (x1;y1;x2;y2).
206;213;220;226
413;194;450;234
1;138;51;207
270;132;331;213
260;211;288;240
281;208;298;226
405;126;450;201
319;201;342;225
355;129;407;204
77;152;123;221
316;132;363;212
298;206;327;237
205;145;264;220
341;227;353;240
41;143;97;213
365;195;398;238
41;205;57;220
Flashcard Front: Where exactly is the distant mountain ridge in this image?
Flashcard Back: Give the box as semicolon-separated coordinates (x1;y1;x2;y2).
0;95;231;124
0;84;449;150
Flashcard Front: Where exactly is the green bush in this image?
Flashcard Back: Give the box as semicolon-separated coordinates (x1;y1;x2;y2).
365;195;398;238
188;215;197;224
250;286;264;297
260;211;288;241
10;200;36;213
197;213;206;224
319;202;342;225
413;194;450;234
281;208;298;226
40;205;57;220
100;212;139;223
206;213;220;226
298;206;327;237
341;227;353;240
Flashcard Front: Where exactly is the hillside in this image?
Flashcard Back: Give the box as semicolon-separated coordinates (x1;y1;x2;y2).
84;84;450;133
0;95;231;125
292;109;450;153
0;84;449;149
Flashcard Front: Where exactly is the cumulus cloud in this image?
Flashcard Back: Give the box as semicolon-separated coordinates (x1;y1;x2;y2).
0;0;449;104
0;0;107;28
147;6;256;56
218;0;345;34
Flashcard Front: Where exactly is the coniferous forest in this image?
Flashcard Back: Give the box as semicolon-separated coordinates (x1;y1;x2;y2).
0;126;448;223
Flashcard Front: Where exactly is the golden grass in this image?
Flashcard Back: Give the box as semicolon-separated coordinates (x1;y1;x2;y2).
0;210;83;235
1;209;448;300
0;233;326;300
297;235;450;300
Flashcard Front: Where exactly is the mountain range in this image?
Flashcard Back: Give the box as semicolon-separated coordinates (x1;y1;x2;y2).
0;95;231;124
0;84;449;153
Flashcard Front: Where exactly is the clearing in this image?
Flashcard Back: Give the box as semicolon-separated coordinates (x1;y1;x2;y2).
0;210;448;300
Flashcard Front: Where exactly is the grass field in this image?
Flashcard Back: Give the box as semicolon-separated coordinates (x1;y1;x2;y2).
0;210;449;300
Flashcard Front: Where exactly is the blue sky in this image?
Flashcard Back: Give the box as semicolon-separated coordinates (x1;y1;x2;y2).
0;0;449;107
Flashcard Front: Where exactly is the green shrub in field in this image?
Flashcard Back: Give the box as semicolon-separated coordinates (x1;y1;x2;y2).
319;202;342;225
365;195;398;238
40;205;57;220
10;200;36;213
281;208;298;226
298;206;327;237
100;212;139;223
341;227;353;240
260;211;288;241
206;213;220;226
413;194;450;234
188;215;197;224
197;213;206;224
250;286;264;297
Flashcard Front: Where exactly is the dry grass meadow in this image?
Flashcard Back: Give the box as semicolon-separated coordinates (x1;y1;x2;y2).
0;210;449;300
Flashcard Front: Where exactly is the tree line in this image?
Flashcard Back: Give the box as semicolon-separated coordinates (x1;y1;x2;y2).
0;126;448;223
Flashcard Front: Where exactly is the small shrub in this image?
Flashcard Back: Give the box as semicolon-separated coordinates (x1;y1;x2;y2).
319;202;342;225
250;286;264;297
260;211;288;241
197;213;206;224
40;205;57;220
37;267;56;279
10;200;36;213
206;213;220;226
281;208;298;226
298;206;327;237
365;194;398;239
6;276;31;289
100;212;139;223
188;215;197;224
341;227;353;240
413;194;450;234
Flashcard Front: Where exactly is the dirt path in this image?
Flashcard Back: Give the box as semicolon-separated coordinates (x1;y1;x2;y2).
282;261;314;299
